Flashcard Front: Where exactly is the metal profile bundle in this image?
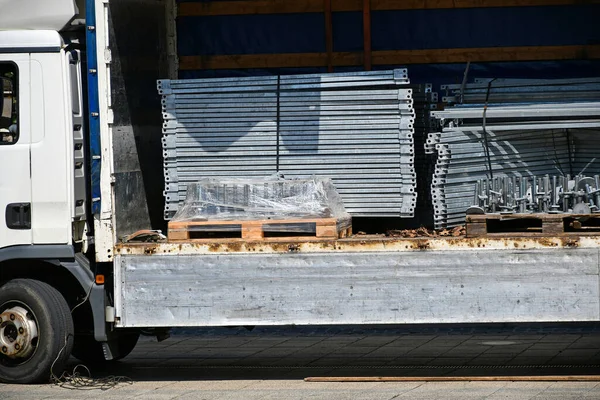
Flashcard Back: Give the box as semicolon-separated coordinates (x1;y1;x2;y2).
159;69;418;219
441;78;600;105
429;95;600;229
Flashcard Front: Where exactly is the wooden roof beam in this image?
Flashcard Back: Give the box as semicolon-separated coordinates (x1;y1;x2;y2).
179;45;600;70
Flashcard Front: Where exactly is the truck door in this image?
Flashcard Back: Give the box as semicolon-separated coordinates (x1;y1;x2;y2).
0;56;32;249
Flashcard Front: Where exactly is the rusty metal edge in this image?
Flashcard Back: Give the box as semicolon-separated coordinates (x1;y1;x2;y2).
114;236;600;255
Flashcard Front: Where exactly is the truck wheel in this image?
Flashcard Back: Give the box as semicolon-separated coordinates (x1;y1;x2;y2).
0;279;74;384
71;332;139;364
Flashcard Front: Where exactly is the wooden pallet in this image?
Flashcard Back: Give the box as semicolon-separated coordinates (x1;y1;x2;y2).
168;216;352;242
466;213;600;238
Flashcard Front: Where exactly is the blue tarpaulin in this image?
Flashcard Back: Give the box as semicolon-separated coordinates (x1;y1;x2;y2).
176;3;600;82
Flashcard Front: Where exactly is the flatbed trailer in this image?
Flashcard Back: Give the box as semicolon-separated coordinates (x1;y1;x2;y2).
114;237;600;327
0;0;599;385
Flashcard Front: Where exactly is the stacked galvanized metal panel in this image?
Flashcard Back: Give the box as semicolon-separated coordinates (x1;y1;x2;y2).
429;77;600;229
160;76;279;219
159;69;417;219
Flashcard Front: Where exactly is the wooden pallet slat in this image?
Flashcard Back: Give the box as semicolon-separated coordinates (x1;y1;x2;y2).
466;213;600;238
168;216;352;242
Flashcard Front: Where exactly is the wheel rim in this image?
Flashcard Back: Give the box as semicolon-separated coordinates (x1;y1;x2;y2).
0;301;39;366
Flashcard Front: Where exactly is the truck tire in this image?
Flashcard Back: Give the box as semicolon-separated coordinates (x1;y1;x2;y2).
71;332;139;364
0;279;74;384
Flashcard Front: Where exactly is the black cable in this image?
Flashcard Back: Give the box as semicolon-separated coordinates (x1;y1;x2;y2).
458;61;470;104
53;361;133;390
275;75;281;172
50;284;132;390
565;128;574;176
482;78;497;180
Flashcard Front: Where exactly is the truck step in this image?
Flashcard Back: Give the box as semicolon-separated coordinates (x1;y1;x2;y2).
167;217;352;242
465;213;600;238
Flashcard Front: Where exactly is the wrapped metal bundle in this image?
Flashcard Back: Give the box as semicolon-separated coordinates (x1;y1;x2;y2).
172;175;349;223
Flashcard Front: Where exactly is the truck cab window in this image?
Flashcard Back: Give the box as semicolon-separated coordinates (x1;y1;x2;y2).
0;63;18;144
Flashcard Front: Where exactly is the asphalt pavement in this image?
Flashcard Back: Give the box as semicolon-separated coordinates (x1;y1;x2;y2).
1;323;600;399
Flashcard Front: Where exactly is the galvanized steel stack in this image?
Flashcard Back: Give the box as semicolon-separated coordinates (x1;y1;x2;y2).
429;78;600;229
159;69;417;219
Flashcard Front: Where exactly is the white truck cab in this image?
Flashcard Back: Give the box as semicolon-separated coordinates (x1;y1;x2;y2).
0;30;86;250
0;2;108;384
